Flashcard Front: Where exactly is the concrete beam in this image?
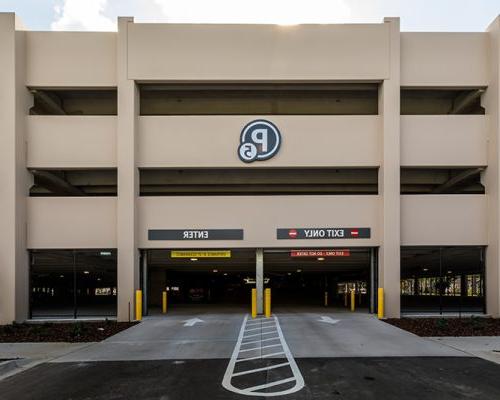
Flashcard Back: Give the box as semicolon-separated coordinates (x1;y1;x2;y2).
32;170;85;196
31;90;66;115
432;168;483;194
450;89;484;114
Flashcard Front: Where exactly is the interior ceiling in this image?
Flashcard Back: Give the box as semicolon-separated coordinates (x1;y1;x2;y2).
401;247;483;277
31;250;116;271
147;248;371;273
29;167;484;197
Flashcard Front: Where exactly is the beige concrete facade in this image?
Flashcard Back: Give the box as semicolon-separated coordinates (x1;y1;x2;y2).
1;13;499;323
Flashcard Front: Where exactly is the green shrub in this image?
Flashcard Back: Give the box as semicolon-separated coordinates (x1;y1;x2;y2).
71;322;84;339
435;318;448;330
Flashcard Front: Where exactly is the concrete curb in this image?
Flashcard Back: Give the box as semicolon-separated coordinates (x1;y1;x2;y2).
0;358;32;377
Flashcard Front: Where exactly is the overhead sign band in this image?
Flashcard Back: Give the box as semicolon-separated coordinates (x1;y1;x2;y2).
149;229;244;241
277;228;370;240
171;250;231;258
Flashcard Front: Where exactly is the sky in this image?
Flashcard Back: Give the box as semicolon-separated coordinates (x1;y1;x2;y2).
0;0;499;31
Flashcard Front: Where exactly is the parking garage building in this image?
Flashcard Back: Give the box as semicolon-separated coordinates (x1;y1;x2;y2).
1;14;500;322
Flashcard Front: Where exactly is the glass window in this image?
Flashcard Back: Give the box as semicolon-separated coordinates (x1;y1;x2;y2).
31;250;75;318
401;247;485;315
30;250;117;319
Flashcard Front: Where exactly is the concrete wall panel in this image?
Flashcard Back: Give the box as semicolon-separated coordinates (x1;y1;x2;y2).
138;195;380;248
27;116;117;168
401;33;489;87
28;197;117;249
401;115;488;167
26;32;116;87
401;195;487;245
139;116;381;167
128;23;390;80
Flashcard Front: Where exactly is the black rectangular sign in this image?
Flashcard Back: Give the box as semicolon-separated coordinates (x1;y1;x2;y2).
148;229;244;241
277;227;370;240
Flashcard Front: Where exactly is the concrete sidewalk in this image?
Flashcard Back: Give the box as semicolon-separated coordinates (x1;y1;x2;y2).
429;337;500;365
0;342;92;380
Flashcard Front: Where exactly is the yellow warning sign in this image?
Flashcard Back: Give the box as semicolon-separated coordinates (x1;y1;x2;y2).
171;250;231;258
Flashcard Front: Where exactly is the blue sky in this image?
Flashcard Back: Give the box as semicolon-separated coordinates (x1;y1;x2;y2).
0;0;499;31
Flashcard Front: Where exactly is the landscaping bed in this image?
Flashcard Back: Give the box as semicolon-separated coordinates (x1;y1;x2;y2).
385;317;500;337
0;321;138;343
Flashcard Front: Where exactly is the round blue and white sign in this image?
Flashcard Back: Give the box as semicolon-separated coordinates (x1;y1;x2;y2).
238;120;281;163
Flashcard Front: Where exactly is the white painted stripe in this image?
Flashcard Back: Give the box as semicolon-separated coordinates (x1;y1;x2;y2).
240;337;280;346
246;320;274;325
245;325;276;332
239;343;282;353
246;321;276;327
245;377;297;393
231;362;291;377
243;330;277;339
222;315;305;397
236;351;285;363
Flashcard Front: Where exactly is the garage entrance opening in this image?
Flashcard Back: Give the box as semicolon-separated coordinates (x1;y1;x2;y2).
263;248;377;311
144;249;255;314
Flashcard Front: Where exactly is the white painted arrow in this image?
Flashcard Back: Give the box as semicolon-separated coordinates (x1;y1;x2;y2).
318;316;340;325
183;318;204;327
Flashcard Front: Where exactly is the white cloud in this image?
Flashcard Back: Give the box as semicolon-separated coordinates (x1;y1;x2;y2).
51;0;116;31
49;0;352;30
153;0;352;24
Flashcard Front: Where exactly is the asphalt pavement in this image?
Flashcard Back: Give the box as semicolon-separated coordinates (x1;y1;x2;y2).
0;307;499;399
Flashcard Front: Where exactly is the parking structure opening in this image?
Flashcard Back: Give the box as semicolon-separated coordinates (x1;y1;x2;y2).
263;248;376;311
144;249;256;313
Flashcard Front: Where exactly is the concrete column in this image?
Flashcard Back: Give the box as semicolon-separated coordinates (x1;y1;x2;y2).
378;17;401;318
142;251;148;316
0;13;31;324
256;248;264;314
484;16;500;318
370;248;376;314
117;17;140;321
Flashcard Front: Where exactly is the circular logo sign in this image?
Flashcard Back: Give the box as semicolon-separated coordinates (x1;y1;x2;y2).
238;120;281;163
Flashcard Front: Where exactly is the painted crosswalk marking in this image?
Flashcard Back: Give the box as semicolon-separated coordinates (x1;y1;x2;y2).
222;315;305;397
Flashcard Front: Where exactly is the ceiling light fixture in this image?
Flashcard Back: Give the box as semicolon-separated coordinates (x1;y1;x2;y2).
190;258;198;261
317;257;325;261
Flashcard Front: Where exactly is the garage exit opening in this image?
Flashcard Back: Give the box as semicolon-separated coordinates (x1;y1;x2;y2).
142;247;377;315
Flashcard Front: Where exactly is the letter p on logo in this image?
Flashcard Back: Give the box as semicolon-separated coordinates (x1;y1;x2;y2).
251;128;268;152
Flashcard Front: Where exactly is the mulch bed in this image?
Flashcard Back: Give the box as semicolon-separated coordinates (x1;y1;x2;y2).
385;317;500;337
0;321;138;343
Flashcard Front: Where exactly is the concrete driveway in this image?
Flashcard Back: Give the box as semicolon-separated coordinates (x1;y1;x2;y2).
52;307;464;362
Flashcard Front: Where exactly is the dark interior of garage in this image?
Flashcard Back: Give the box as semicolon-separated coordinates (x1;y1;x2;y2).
145;248;375;313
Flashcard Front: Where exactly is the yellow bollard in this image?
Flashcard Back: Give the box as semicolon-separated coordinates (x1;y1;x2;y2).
265;288;271;318
324;291;328;307
135;289;142;321
378;288;384;319
251;288;257;318
350;290;355;312
162;291;167;314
